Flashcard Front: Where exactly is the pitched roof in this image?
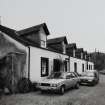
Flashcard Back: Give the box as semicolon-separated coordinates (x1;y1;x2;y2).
76;48;84;53
0;25;30;46
84;51;87;54
0;25;42;47
17;23;50;36
0;25;67;55
47;36;68;45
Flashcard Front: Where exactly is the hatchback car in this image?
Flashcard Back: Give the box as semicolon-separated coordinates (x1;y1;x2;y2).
80;70;99;85
37;72;80;94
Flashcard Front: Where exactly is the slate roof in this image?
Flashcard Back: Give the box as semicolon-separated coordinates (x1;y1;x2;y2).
84;51;87;54
0;25;30;46
47;36;68;45
0;24;67;55
0;23;50;47
76;48;84;53
66;43;77;49
17;23;50;36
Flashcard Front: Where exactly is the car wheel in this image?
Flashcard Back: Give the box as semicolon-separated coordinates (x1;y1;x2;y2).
59;86;65;95
75;83;79;89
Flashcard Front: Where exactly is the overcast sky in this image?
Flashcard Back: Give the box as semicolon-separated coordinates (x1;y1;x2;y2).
0;0;105;53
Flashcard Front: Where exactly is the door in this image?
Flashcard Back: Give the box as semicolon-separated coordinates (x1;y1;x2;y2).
70;73;77;86
0;56;13;92
82;64;84;72
74;62;77;72
53;59;61;72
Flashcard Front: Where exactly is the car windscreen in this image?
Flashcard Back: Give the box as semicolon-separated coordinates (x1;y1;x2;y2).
82;72;94;77
47;72;64;79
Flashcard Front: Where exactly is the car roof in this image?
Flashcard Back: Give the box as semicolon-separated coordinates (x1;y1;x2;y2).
85;70;98;73
52;72;73;75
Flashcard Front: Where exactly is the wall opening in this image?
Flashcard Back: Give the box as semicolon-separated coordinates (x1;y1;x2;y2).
82;64;84;72
74;62;77;72
53;59;61;72
41;57;49;77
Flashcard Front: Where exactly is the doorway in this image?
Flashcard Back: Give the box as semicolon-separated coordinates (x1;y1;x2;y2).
53;59;61;72
74;62;77;72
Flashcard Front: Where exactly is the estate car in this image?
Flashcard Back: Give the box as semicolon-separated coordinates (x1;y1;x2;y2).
37;72;80;94
80;70;99;85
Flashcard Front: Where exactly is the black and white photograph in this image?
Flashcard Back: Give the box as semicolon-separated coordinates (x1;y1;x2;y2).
0;0;105;105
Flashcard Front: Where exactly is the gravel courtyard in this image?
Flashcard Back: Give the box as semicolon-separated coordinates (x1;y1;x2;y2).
0;74;105;105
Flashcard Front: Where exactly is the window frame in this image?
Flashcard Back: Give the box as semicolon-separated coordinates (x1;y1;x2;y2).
40;40;46;48
41;57;49;77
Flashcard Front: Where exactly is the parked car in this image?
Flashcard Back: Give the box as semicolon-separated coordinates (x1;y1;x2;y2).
73;72;81;84
37;72;80;95
80;70;99;86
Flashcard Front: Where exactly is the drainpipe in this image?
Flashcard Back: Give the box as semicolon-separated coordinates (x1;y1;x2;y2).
28;46;30;79
69;56;70;72
11;53;14;93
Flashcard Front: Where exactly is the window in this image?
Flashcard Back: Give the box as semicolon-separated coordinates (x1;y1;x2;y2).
66;75;71;79
64;60;67;72
41;40;46;48
89;65;91;70
41;57;49;77
90;65;92;70
70;73;75;78
89;65;90;70
87;64;88;70
66;73;75;79
82;64;84;72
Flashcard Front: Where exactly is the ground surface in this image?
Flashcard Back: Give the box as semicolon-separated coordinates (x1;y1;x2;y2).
0;74;105;105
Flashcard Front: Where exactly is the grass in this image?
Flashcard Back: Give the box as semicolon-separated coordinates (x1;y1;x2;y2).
0;75;105;105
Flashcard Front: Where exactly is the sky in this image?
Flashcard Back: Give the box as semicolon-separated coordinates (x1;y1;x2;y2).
0;0;105;53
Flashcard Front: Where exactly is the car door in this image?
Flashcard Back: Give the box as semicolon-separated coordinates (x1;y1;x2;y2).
70;73;77;86
65;73;74;89
73;72;79;83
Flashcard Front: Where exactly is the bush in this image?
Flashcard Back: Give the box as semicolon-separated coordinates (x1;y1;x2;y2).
17;78;32;93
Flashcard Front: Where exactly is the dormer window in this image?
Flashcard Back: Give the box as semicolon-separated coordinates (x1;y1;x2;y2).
47;36;68;53
81;52;83;59
73;49;76;57
63;43;66;54
41;40;46;48
62;41;66;54
17;23;49;48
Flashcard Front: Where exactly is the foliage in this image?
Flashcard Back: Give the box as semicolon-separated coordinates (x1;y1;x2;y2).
17;77;32;93
91;52;105;71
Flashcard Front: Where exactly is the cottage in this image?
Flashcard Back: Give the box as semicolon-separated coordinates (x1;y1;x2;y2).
0;23;94;93
67;44;94;74
0;23;69;92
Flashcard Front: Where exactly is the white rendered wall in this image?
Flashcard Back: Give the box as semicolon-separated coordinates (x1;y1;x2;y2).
70;57;86;74
86;61;94;71
30;46;69;82
2;33;29;78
